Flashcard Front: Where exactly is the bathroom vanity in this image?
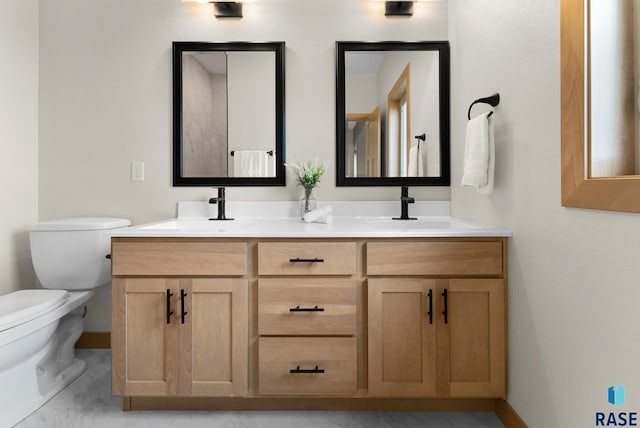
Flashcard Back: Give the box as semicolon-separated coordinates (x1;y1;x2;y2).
109;215;509;411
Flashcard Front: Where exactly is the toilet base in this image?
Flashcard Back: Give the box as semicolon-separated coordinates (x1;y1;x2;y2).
0;292;93;427
1;354;86;428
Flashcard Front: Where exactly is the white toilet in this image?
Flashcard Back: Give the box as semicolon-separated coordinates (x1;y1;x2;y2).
0;217;130;427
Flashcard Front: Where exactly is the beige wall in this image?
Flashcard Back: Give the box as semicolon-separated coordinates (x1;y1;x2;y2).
0;0;39;295
38;0;448;331
450;1;640;427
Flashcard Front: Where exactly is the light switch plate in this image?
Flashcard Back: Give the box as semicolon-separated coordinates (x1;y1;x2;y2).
131;161;144;181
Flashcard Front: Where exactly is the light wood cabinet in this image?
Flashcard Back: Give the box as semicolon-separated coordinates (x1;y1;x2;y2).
112;278;179;397
368;278;437;397
111;240;248;398
111;236;507;408
178;278;248;397
259;337;357;396
257;242;358;396
367;241;507;399
438;279;505;398
258;242;356;276
258;278;356;336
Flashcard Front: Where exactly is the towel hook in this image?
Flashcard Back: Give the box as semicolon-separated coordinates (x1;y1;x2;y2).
467;93;500;120
414;133;426;141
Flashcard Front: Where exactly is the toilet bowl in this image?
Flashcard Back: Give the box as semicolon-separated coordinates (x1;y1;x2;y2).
0;217;130;427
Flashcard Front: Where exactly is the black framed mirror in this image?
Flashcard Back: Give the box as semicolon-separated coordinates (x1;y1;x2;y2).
173;41;286;186
336;41;450;186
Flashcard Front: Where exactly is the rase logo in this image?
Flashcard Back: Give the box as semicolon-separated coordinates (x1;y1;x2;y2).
610;385;627;408
596;384;638;426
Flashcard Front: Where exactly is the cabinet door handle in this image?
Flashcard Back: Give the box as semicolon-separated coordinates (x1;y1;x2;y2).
166;289;174;324
427;289;433;325
289;257;324;263
180;289;188;324
289;365;325;374
289;305;325;312
442;288;448;324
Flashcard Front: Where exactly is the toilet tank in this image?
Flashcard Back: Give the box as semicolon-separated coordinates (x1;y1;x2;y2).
29;217;131;290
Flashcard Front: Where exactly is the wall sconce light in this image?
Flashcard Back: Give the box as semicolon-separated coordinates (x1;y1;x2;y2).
212;2;243;18
385;1;414;17
182;0;243;19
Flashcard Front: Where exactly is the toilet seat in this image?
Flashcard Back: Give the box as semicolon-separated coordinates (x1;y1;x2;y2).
0;290;69;332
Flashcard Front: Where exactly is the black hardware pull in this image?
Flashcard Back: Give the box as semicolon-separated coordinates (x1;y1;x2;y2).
442;289;448;324
105;254;111;260
289;365;325;374
166;289;174;324
289;257;325;263
180;289;188;325
289;305;325;312
427;289;433;325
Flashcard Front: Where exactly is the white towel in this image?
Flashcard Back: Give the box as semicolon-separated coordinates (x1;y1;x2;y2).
418;140;428;177
303;206;333;223
408;145;419;177
408;140;428;177
233;151;272;177
461;112;494;194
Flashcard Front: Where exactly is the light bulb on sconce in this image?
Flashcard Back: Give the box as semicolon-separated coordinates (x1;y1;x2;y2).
182;0;247;19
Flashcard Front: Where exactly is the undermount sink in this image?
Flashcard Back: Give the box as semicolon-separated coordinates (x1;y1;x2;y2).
137;218;260;233
347;217;481;231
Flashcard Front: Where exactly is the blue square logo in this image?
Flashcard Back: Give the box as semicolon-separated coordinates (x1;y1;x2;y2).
609;384;626;408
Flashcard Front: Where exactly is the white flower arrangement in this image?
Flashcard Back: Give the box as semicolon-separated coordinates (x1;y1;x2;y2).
286;159;328;190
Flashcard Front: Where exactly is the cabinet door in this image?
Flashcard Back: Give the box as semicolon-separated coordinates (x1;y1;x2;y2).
368;278;437;397
179;278;248;397
112;278;179;396
437;279;505;398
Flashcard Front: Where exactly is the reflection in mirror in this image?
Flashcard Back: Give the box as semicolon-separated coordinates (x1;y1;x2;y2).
345;51;439;178
589;0;640;177
173;42;285;186
336;42;450;187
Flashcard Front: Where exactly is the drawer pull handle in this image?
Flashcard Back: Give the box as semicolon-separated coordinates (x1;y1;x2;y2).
427;289;433;325
290;365;325;374
442;288;448;324
289;257;325;263
289;305;325;312
180;289;188;325
166;289;174;324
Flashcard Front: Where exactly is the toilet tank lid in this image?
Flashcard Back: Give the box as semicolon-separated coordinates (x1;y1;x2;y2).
29;217;131;231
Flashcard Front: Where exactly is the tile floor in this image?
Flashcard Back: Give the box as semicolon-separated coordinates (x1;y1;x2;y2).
16;350;505;428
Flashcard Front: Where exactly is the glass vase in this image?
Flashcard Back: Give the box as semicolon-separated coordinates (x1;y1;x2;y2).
300;187;317;219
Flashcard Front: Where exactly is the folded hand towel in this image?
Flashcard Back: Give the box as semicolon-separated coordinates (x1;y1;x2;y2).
303;206;333;224
461;112;494;193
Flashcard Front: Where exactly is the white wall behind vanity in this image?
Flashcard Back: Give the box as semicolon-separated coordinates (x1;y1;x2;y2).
450;1;640;427
0;0;39;295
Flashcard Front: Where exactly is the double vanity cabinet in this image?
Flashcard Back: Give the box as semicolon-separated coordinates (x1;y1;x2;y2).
110;221;508;410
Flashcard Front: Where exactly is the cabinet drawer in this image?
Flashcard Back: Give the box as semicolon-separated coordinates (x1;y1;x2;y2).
258;337;357;396
367;241;503;276
258;279;356;336
112;240;247;276
258;242;356;276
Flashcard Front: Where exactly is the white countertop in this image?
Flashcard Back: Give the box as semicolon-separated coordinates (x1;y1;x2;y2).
109;216;511;238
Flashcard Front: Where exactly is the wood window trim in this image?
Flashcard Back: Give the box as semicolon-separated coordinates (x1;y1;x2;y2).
387;64;411;175
561;0;640;213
